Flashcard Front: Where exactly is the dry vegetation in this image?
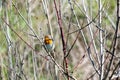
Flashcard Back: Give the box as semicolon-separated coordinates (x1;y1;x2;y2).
0;0;120;80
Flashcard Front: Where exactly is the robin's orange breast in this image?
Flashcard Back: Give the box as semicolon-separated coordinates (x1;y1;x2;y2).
44;38;53;44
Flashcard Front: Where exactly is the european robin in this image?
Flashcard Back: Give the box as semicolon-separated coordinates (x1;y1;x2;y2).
44;35;55;52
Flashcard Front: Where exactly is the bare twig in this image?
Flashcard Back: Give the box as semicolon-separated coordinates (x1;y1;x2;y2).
73;0;104;31
53;0;69;80
12;1;42;45
2;1;14;79
68;13;99;34
65;32;79;58
87;72;96;80
2;17;77;80
82;0;100;68
87;46;100;75
103;0;120;79
26;0;37;80
98;0;104;79
2;18;47;60
109;61;120;79
42;0;53;38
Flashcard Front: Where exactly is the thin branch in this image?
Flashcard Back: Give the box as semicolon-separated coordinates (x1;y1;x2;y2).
73;0;104;31
105;49;117;58
98;0;104;79
53;0;69;80
12;1;42;45
66;14;72;51
42;0;53;38
73;55;85;72
26;0;37;80
87;72;96;80
2;18;47;60
68;0;88;49
65;32;79;58
103;0;120;79
2;17;77;80
87;46;100;75
82;0;100;68
109;61;120;79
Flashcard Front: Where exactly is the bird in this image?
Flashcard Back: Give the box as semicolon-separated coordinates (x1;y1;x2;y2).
44;35;55;52
44;35;58;80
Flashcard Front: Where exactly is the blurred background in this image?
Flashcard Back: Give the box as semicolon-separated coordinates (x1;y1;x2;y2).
0;0;119;80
